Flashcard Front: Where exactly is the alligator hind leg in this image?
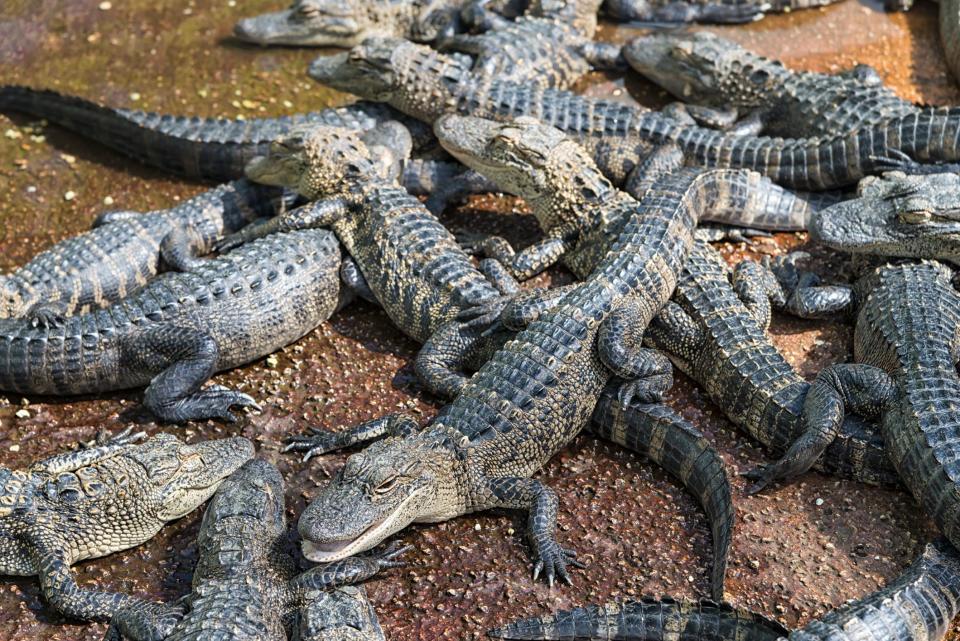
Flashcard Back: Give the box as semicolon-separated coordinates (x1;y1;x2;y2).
597;297;674;406
415;319;513;399
745;363;895;493
126;325;259;423
731;259;787;330
285;413;421;461
487;477;585;587
159;227;206;272
457;231;572;280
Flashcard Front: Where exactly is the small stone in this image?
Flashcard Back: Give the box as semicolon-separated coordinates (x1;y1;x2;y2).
26;186;36;193
64;190;76;201
129;92;141;102
98;1;112;9
749;559;760;569
282;100;294;109
103;196;114;206
227;0;236;5
241;99;258;109
4;129;21;139
266;355;279;368
474;523;481;531
815;497;825;506
8;444;19;452
15;409;30;419
60;153;76;164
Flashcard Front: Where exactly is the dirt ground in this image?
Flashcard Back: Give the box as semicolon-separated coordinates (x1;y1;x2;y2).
0;0;956;638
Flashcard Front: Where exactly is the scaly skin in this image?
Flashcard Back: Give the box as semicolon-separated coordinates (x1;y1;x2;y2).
602;0;773;24
233;0;464;47
222;123;516;346
104;459;403;641
0;85;433;182
0;180;285;325
749;261;960;556
291;161;761;586
295;585;386;641
488;596;788;639
623;32;914;138
491;540;960;641
809;171;960;265
644;241;898;488
0;225;345;423
0;432;253;622
308;38;960;191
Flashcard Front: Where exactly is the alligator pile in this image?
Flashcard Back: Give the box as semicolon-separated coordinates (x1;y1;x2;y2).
4;1;960;640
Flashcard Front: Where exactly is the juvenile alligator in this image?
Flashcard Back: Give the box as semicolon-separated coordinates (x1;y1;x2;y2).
491;539;960;641
745;261;960;555
0;221;345;422
808;171;960;265
0;431;253;622
602;0;841;23
308;37;960;191
233;0;465;47
104;458;405;641
219;122;517;353
0;85;432;183
0;180;285;325
623;32;915;138
430;115;895;486
282;144;758;586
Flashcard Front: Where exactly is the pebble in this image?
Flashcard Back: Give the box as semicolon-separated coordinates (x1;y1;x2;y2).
815;498;825;506
98;1;112;9
64;191;76;201
129;92;141;102
15;409;30;419
8;444;19;453
103;195;114;205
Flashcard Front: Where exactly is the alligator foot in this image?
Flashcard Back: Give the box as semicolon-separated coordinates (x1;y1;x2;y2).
83;426;148;449
150;384;261;423
27;303;68;329
532;541;585;588
615;374;673;407
742;465;778;495
284;427;345;461
364;541;412;569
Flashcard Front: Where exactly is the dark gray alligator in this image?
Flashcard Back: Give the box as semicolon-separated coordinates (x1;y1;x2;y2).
308;37;960;191
602;0;841;23
233;0;465;47
285;157;754;587
623;32;915;138
744;260;960;559
217;122;517;354
0;180;285;326
490;539;960;641
808;171;960;266
0;431;253;622
103;458;405;641
0;85;432;183
0;221;345;422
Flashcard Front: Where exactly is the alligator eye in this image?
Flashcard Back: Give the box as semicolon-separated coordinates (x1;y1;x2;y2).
374;476;399;494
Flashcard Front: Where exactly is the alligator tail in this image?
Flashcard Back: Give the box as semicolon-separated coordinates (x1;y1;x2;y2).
589;390;734;601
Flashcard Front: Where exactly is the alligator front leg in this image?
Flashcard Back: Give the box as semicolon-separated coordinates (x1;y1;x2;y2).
32;544;156;622
458;233;572;281
598;297;674;406
285;413;421;461
487;477;584;587
289;542;409;594
415;320;512;399
745;363;895;493
214;197;352;253
125;325;260;423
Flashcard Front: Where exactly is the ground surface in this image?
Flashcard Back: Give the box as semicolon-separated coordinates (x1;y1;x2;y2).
0;0;956;639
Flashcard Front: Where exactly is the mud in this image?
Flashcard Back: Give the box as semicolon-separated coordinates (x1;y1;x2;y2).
0;0;954;638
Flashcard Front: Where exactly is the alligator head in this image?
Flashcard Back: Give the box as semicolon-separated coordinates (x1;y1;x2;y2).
810;172;960;265
234;0;372;47
44;433;254;561
624;32;779;108
308;38;466;121
298;433;461;563
245;122;409;196
297;586;385;641
434;114;616;231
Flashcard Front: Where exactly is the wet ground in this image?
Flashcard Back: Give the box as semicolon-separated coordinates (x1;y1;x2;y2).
0;0;956;638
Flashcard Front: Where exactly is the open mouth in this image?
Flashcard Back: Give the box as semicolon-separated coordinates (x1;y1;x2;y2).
300;491;418;562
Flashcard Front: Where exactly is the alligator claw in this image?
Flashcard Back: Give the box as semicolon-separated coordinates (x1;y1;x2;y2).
284;428;342;461
532;541;582;587
29;307;66;329
741;466;775;495
368;541;413;569
83;426;148;449
457;296;511;330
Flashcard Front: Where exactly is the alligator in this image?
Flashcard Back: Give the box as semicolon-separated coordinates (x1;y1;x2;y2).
0;220;345;422
430;115;895;487
623;32;916;139
217;121;518;354
307;37;960;191
103;458;405;641
295;585;385;641
0;179;286;326
743;260;960;557
282;148;760;587
490;539;960;641
436;0;626;91
0;85;434;183
602;0;842;23
233;0;465;47
808;171;960;266
0;431;253;622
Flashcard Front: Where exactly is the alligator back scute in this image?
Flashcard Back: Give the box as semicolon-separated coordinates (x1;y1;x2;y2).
0;468;35;518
